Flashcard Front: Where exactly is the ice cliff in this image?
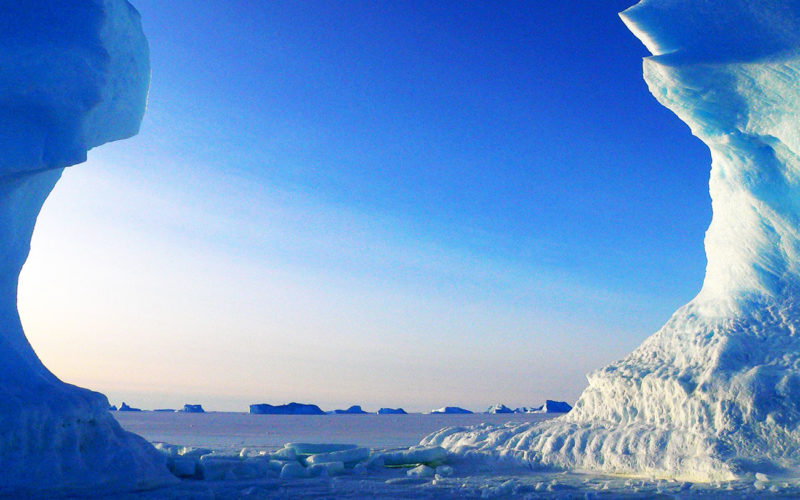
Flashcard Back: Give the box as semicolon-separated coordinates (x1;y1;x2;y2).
423;0;800;481
0;0;173;494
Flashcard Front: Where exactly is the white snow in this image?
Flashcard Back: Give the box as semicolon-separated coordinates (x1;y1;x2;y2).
421;0;800;482
115;411;800;498
0;0;171;495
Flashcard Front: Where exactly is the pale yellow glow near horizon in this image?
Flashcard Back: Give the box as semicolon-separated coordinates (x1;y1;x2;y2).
18;157;638;412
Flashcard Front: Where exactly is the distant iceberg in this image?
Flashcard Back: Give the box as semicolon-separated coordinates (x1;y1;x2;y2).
249;403;325;415
513;400;572;414
430;407;473;414
378;407;407;415
181;404;205;413
118;402;143;412
328;405;369;414
424;0;800;482
485;404;514;414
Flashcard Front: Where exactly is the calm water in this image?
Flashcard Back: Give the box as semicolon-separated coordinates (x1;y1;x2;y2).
113;411;559;452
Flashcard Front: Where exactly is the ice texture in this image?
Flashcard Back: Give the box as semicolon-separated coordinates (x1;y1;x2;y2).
423;0;800;481
0;0;174;494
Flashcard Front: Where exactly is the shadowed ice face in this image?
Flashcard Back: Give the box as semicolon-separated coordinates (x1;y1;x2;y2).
0;0;147;176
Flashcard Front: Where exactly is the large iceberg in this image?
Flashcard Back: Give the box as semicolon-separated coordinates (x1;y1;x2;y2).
0;0;173;494
423;0;800;482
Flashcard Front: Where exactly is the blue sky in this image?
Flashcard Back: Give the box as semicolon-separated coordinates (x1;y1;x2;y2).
19;1;712;412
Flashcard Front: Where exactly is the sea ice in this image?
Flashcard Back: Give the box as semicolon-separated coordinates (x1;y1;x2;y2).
422;0;800;482
308;461;346;477
377;446;449;467
285;443;358;455
305;447;371;466
279;462;307;480
406;464;435;478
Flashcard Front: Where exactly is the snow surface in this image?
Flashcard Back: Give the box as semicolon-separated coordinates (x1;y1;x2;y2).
108;412;800;498
421;0;800;482
0;0;173;495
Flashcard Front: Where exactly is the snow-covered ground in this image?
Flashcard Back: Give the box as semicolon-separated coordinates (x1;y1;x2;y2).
90;412;800;498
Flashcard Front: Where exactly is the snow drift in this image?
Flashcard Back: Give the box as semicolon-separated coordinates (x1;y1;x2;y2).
0;0;174;494
424;0;800;481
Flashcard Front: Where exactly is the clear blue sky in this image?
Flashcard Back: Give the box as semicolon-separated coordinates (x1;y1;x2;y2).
20;1;711;412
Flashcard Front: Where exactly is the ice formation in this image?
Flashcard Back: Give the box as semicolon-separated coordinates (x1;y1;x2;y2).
0;0;174;494
378;407;407;414
249;402;326;414
423;0;800;481
329;405;369;414
430;407;473;414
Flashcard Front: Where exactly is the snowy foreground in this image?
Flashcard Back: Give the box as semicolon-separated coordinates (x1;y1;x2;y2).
94;412;800;499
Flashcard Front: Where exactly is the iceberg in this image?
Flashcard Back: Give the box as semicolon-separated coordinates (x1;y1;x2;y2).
486;404;514;414
0;0;174;494
430;406;473;414
328;405;369;414
181;404;205;413
378;407;407;414
118;402;143;412
249;402;325;415
515;400;572;414
423;0;800;482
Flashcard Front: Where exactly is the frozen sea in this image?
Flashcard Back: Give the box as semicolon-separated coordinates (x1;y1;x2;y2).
102;411;800;499
113;411;555;452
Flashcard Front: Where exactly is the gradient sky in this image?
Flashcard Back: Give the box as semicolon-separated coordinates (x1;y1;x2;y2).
18;1;712;412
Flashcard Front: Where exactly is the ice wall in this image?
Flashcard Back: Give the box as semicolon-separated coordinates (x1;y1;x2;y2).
424;0;800;481
0;0;173;494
